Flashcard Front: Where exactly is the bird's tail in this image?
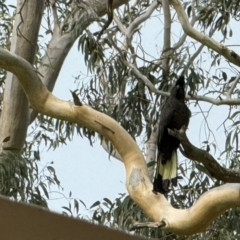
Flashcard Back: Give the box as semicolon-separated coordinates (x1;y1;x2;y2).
153;150;178;194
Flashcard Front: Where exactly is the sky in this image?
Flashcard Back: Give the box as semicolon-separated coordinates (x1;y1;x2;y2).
4;0;239;216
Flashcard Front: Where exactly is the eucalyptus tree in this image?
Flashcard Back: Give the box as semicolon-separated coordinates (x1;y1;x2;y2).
0;0;240;239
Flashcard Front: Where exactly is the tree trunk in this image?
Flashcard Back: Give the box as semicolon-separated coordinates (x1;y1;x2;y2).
0;0;44;152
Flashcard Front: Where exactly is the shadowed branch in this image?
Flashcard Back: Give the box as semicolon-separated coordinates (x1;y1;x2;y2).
168;126;240;182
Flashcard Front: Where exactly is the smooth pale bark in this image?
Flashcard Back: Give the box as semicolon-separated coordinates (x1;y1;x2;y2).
161;0;171;78
145;127;158;180
0;0;44;151
0;48;240;235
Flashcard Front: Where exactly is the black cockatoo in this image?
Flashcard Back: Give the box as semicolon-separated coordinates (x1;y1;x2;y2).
153;76;191;194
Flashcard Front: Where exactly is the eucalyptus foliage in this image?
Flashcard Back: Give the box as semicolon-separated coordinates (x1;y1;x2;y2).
0;0;240;239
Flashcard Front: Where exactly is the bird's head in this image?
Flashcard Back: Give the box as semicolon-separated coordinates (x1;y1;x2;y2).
176;76;185;88
170;76;186;100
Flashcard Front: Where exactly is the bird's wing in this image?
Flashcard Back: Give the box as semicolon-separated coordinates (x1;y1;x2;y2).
158;98;175;147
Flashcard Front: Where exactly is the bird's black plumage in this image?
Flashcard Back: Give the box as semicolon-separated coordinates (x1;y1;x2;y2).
153;76;191;194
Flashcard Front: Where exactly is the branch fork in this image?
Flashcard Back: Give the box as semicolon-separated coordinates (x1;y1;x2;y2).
0;44;240;235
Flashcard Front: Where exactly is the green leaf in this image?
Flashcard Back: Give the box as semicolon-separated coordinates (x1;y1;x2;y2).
90;201;100;209
222;71;227;81
103;198;113;207
74;199;79;213
62;206;72;215
79;199;86;208
39;182;49;199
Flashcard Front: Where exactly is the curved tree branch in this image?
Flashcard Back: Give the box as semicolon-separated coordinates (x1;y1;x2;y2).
126;59;240;106
184;20;218;74
0;48;240;235
107;3;240;107
113;0;159;59
109;34;240;106
168;126;240;182
170;0;240;67
28;0;130;123
126;0;159;40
